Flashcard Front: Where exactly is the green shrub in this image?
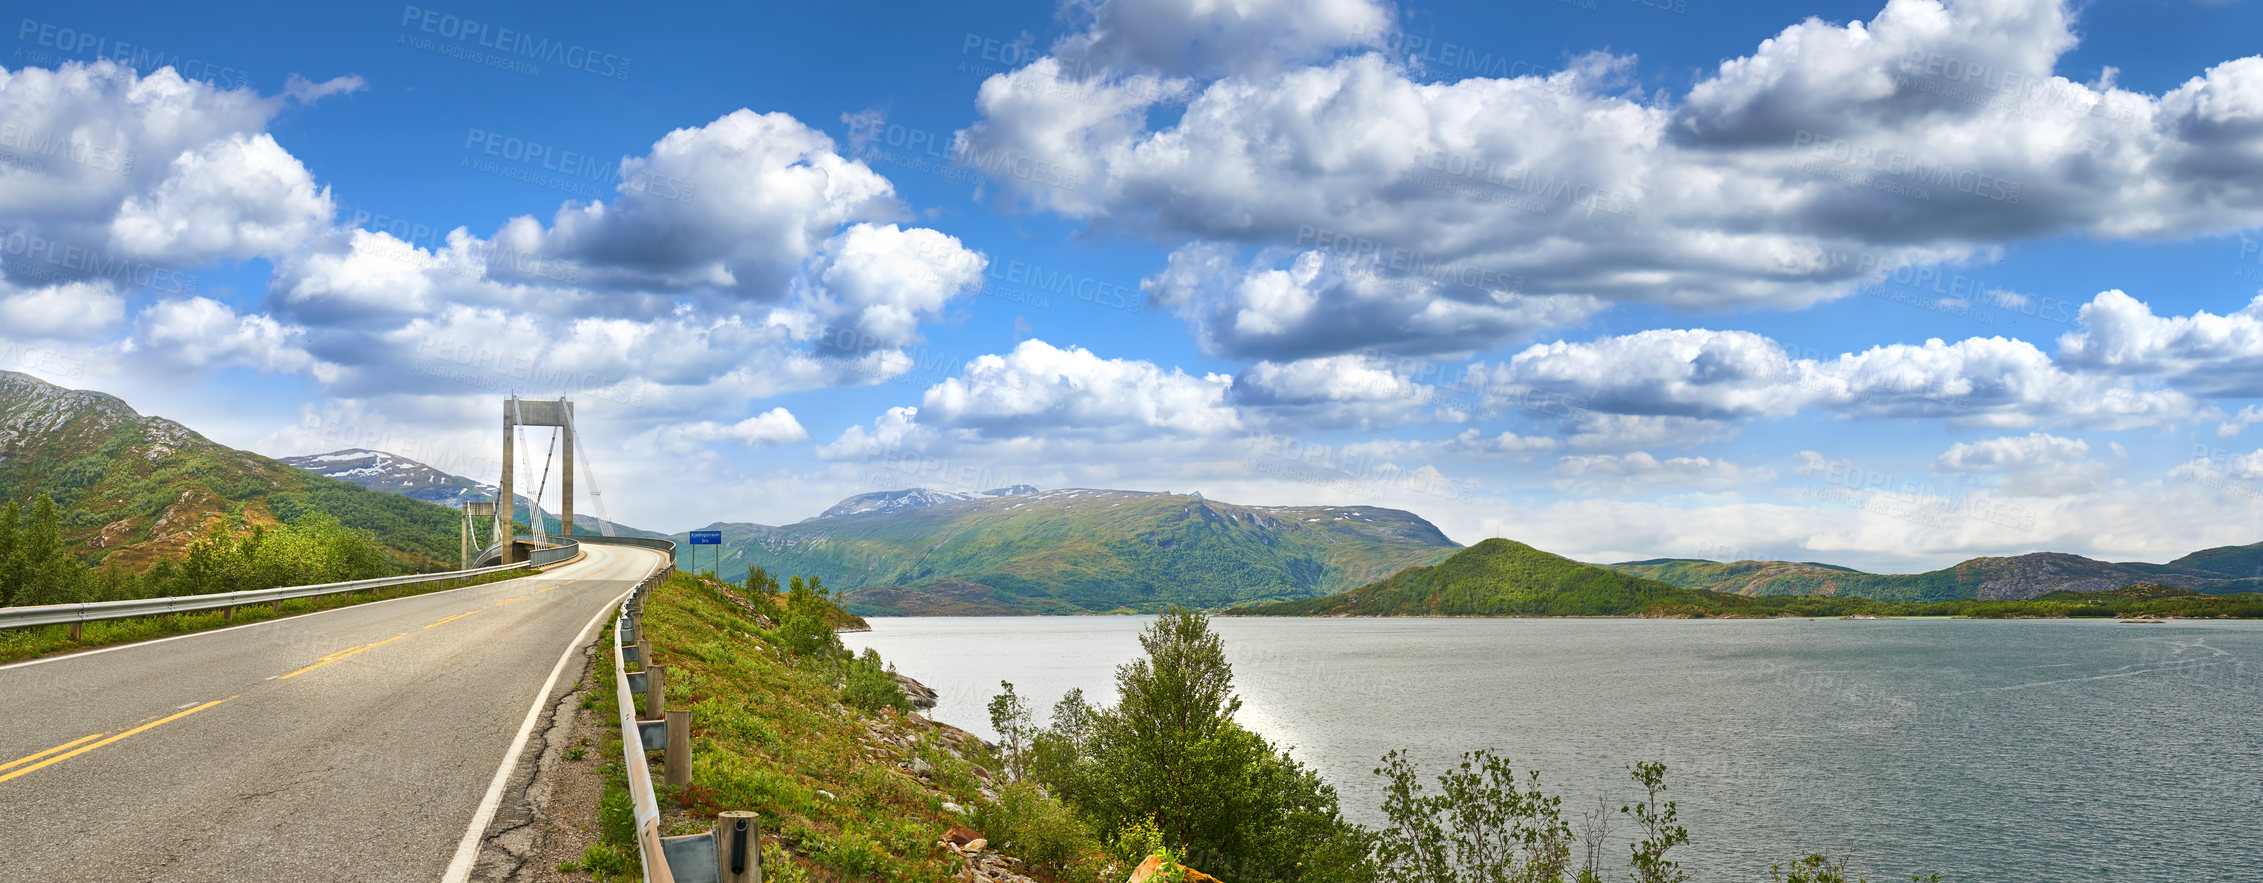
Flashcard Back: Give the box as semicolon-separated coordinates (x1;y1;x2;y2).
839;648;911;713
972;780;1107;882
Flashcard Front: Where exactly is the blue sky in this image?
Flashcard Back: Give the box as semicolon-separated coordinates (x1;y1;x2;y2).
5;0;2263;572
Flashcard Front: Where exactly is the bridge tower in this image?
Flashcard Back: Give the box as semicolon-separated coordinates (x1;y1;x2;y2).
499;397;575;564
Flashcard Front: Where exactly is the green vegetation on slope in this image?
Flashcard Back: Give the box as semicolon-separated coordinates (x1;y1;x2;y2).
714;490;1460;615
1235;538;2263;620
0;371;463;571
1234;538;1713;617
0;494;414;610
619;568;1153;881
1607;548;2263;603
2164;541;2263;578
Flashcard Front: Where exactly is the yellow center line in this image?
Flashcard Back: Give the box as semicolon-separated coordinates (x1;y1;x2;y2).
424;610;480;629
0;733;107;774
490;595;527;607
278;634;406;680
0;697;233;785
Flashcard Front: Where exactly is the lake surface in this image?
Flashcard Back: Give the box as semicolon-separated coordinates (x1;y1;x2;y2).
843;616;2263;883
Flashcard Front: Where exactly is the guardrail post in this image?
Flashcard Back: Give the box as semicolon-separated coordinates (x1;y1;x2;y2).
717;811;761;882
222;605;233;622
646;664;667;719
665;709;692;790
69;621;82;641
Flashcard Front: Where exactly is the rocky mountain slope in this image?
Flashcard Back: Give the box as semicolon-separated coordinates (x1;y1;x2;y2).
0;371;463;570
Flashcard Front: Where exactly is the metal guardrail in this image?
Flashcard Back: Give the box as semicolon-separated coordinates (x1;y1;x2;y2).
475;534;589;568
0;555;547;635
527;536;581;566
592;536;759;883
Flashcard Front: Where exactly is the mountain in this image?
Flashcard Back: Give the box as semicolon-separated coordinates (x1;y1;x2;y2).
1606;546;2263;602
1230;538;1717;617
0;371;462;570
807;485;1041;521
696;488;1461;615
282;448;668;540
280;449;489;506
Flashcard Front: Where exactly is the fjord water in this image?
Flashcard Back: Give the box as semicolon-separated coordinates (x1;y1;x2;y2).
843;617;2263;883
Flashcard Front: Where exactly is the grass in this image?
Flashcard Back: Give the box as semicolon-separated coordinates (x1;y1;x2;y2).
620;570;1123;882
0;564;538;664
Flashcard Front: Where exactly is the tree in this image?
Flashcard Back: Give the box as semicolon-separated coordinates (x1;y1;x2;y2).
1034;607;1378;883
777;574;839;657
1374;749;1574;883
0;500;19;607
989;681;1035;781
9;495;80;607
1623;762;1688;883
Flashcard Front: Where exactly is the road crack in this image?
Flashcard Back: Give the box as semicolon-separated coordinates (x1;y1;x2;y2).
469;639;603;882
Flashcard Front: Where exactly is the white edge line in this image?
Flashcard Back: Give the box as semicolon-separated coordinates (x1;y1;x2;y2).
441;548;658;883
0;554;622;674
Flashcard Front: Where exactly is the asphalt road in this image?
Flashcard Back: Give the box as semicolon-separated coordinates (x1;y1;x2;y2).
0;542;664;881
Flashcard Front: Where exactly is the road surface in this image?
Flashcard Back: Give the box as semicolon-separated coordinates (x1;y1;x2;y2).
0;542;664;881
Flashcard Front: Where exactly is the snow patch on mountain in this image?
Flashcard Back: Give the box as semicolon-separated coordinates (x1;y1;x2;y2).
807;484;1041;521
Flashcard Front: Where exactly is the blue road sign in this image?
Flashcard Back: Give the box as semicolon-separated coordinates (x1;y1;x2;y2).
688;530;722;545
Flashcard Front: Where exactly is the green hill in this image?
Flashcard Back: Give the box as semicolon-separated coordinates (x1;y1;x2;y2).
690;489;1461;615
1607;548;2263;602
2164;541;2263;578
1231;538;1718;617
0;371;462;571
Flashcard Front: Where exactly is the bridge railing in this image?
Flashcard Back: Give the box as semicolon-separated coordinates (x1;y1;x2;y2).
587;535;760;883
0;557;546;635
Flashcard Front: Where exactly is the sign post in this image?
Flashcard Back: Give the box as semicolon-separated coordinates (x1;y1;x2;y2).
688;530;722;579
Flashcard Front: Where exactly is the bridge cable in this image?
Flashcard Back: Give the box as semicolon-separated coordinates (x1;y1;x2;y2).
510;397;547;544
531;425;559;537
558;399;618;537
